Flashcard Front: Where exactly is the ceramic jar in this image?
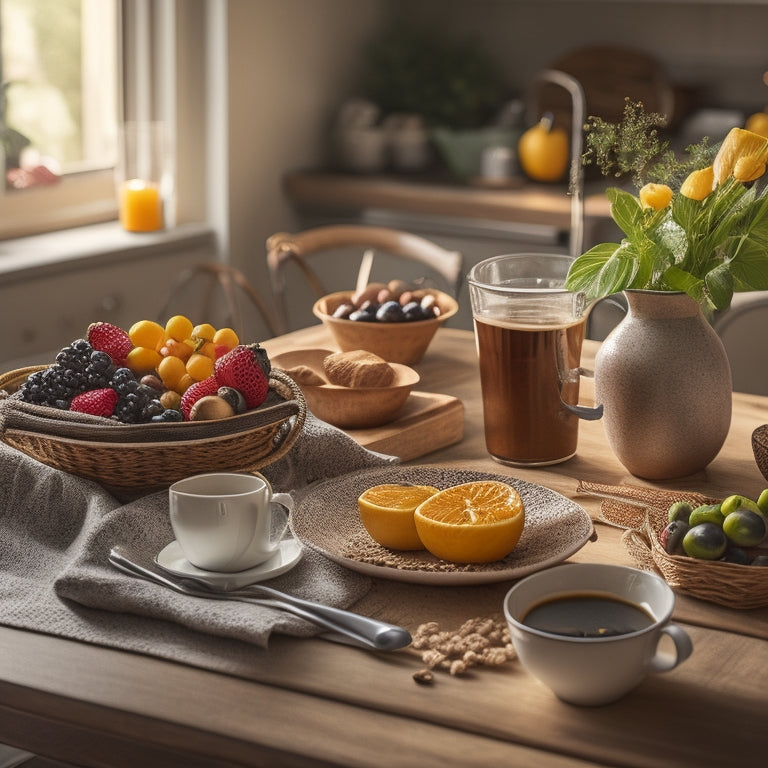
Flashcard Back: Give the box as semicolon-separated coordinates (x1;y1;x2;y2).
595;290;733;480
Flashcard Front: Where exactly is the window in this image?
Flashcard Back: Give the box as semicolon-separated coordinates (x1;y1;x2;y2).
0;0;119;239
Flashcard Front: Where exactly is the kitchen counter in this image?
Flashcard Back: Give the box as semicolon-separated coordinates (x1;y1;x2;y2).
284;170;614;231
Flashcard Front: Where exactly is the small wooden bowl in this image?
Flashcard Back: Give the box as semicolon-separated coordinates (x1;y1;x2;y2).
752;424;768;482
272;348;419;429
312;289;458;365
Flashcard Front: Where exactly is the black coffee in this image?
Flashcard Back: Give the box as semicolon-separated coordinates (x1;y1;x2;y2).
521;592;655;638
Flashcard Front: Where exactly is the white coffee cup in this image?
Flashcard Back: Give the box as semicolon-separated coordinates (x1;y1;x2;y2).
169;472;292;573
503;563;693;706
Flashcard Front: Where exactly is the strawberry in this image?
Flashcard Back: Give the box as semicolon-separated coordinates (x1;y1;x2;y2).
87;321;133;366
180;375;220;420
70;388;118;418
214;343;271;409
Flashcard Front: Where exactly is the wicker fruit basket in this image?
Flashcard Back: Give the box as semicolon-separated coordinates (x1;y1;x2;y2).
578;481;768;610
0;365;306;499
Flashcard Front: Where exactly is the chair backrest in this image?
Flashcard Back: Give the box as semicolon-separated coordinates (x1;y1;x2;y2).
266;225;464;335
158;262;279;340
711;291;768;395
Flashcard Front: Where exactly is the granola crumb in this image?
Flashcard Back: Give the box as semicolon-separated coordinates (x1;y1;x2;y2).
410;614;515;683
412;669;434;685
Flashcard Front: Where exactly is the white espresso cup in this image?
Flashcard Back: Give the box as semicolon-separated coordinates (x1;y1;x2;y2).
503;563;693;706
169;472;292;572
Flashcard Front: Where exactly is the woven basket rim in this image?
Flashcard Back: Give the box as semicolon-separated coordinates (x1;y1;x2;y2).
0;365;303;441
0;365;307;495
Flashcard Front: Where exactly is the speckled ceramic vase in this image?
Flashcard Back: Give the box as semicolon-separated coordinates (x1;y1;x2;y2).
595;290;732;480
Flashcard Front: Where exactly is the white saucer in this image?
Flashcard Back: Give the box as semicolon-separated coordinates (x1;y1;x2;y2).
155;537;304;590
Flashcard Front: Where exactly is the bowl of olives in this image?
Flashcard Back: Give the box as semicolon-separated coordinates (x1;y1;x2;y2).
312;282;459;365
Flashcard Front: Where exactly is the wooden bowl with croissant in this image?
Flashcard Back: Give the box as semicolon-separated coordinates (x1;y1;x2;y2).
272;348;420;429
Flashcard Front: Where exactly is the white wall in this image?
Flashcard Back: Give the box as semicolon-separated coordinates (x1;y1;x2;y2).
224;0;385;311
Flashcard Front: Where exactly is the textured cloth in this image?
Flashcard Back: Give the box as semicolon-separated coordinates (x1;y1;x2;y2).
0;412;397;667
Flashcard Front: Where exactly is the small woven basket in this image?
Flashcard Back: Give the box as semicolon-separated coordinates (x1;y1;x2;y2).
0;365;306;499
578;481;768;610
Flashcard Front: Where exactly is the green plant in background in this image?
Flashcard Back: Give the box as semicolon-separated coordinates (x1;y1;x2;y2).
566;100;768;314
360;23;505;130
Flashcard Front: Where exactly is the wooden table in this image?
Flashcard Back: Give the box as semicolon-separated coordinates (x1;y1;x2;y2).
1;327;767;768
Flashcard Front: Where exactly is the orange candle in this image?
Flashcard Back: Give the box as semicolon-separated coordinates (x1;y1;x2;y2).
119;179;163;232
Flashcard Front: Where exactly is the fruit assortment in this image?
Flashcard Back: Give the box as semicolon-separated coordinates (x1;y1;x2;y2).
332;279;443;323
17;316;271;424
660;492;768;566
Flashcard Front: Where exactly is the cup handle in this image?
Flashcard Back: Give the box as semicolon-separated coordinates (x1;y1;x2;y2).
561;366;604;421
647;623;693;673
269;492;293;546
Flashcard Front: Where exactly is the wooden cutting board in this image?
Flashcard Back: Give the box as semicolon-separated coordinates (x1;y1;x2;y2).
342;391;464;461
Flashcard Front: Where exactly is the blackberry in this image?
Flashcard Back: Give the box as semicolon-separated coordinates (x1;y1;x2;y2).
20;340;121;409
110;367;163;423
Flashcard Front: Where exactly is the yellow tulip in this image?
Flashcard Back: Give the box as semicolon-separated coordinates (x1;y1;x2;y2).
680;166;715;200
639;183;673;210
733;155;767;183
713;127;768;185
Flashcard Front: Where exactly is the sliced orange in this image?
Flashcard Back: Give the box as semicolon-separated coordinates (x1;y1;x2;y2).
414;481;525;563
357;484;439;550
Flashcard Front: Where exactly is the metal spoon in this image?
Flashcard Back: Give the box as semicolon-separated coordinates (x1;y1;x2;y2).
108;546;411;651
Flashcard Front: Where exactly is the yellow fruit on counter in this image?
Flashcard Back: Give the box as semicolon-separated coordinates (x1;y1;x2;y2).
518;114;569;182
745;111;768;138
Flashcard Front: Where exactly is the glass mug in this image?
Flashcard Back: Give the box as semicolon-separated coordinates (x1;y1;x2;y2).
468;253;602;466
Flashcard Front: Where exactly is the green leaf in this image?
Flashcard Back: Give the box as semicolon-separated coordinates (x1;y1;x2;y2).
704;263;734;310
728;238;768;290
606;188;644;238
565;241;640;299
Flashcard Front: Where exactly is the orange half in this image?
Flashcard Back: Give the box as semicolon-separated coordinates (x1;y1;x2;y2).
414;480;525;563
357;484;439;550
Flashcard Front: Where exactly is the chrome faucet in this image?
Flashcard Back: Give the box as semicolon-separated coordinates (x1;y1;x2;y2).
531;69;587;259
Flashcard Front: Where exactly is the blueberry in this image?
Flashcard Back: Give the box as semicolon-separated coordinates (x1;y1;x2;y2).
376;300;405;322
402;301;426;321
349;308;377;322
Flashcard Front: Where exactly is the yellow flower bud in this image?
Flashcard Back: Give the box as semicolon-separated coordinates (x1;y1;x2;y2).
713;127;768;185
639;183;673;210
680;166;715;200
733;155;767;183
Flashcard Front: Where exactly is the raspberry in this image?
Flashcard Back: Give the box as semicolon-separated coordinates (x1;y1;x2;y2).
214;344;270;409
70;388;119;418
87;321;133;366
180;375;220;420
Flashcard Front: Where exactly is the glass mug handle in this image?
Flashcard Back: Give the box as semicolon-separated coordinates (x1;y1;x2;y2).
561;366;603;421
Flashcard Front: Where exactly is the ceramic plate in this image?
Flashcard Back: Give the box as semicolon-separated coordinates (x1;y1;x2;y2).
291;465;595;585
155;537;304;590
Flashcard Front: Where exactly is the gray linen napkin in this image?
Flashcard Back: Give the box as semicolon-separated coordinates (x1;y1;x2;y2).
0;412;397;662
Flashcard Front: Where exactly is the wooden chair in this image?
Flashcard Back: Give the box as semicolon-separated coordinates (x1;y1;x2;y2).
266;225;464;335
158;262;279;340
711;291;768;395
